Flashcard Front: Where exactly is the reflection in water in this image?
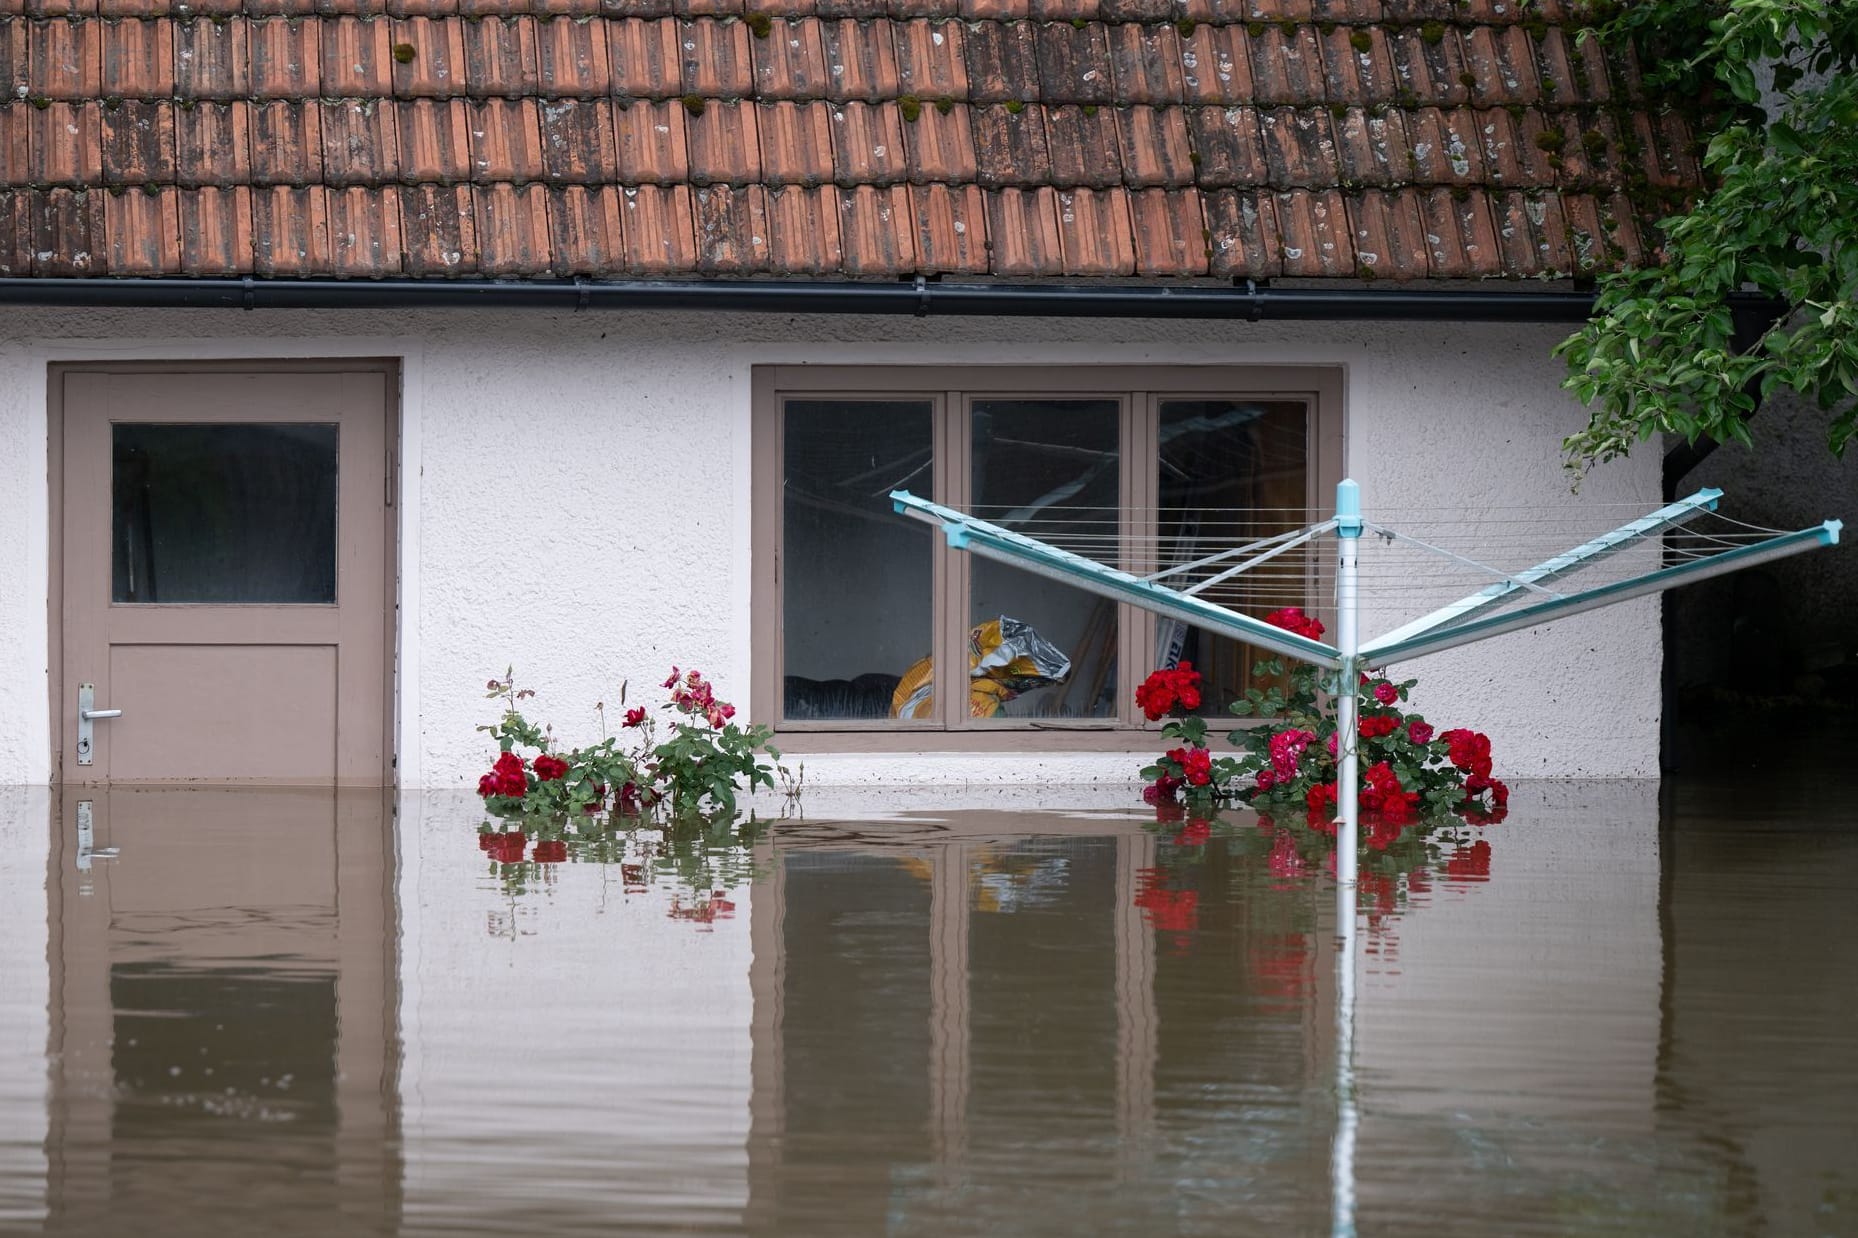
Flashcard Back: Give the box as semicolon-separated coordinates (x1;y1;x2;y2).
0;778;1852;1235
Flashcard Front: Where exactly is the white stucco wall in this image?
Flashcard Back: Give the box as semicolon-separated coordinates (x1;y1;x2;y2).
0;306;1661;785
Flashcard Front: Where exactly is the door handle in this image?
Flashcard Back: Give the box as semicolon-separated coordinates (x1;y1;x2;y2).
76;683;119;767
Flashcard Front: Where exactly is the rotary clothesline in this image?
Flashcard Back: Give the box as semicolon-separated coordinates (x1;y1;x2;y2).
892;481;1843;888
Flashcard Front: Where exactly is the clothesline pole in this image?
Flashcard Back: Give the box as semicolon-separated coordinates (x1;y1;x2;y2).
1334;479;1362;890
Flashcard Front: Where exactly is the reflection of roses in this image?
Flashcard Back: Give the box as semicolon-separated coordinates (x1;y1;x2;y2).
533;839;568;863
484;831;526;864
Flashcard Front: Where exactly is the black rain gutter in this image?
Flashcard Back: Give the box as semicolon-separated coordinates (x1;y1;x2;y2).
0;275;1610;322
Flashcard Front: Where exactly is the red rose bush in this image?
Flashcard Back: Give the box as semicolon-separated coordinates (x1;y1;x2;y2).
1139;606;1509;853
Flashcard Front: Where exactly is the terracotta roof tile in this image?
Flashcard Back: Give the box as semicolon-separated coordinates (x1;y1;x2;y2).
972;102;1048;188
397;97;470;180
828;99;905;184
1128;185;1203;275
175;100;251;187
1258;106;1337;187
1030;0;1097;20
888;0;959;19
1204;186;1276;278
679;16;753;97
1405;106;1483;185
100;98;173;185
752;18;828;99
34;187;105;274
466;96;542;180
612;96;686;181
0;192;27;276
105;185;180;273
99;16;174;99
607;16;678;96
538;15;611;94
252;100;322;184
1333;105;1409;185
815;0;888;20
1185;104;1266;188
1053;185;1129;273
693;181;767;270
1044;102;1118;188
819;17;898;100
1179;23;1248;107
1388;23;1468;109
984;184;1060;275
28;16;101;100
20;101;103;186
765;182;840;272
837;182;914;272
174;17;249;100
178;185;253;273
893;19;964;101
1246;23;1323;106
1036;20;1109;104
321;97;397;183
595;0;677;16
323;189;398;277
252;184;329;273
685;96;757;182
538;95;615;181
545;183;623;272
910;179;984;271
1418;184;1500;277
402;181;474;271
1461;24;1536;105
1115;104;1191;189
960;0;1027;18
1320;24;1395;104
619;182;695;271
1105;20;1180;105
0;24;24;100
901;98;974;181
1274;186;1350;276
758;99;832;183
392;16;468;96
0;106;27;186
1345;187;1425;279
1485;106;1557;186
249;17;318;99
321;17;393;96
473;180;550;271
461;15;537;97
683;0;745;17
1492;188;1569;276
965;20;1040;104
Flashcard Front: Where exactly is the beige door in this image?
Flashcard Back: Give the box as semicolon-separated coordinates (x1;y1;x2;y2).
56;364;395;785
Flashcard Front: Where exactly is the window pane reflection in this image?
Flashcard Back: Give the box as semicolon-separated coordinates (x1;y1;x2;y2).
1154;400;1310;714
112;423;339;604
782;400;935;721
970;399;1120;719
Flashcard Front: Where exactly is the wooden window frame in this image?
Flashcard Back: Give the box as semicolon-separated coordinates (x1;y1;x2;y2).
751;365;1345;753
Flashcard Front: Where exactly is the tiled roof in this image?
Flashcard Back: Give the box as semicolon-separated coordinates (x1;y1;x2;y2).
0;1;1701;282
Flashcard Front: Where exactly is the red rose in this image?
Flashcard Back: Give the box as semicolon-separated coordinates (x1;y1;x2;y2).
1373;681;1398;705
476;773;498;798
533;839;568;863
533;754;569;782
1255;767;1277;791
1177;746;1213;787
1264;607;1326;641
624;706;648;727
1407;720;1434;745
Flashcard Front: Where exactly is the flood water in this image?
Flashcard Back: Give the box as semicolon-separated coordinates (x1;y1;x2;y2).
0;775;1853;1236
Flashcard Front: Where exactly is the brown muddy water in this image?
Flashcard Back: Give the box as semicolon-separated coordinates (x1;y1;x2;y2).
0;777;1853;1237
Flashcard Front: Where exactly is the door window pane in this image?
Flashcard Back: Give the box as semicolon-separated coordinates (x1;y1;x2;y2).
783;400;936;720
112;423;339;604
1154;400;1310;713
969;399;1120;719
